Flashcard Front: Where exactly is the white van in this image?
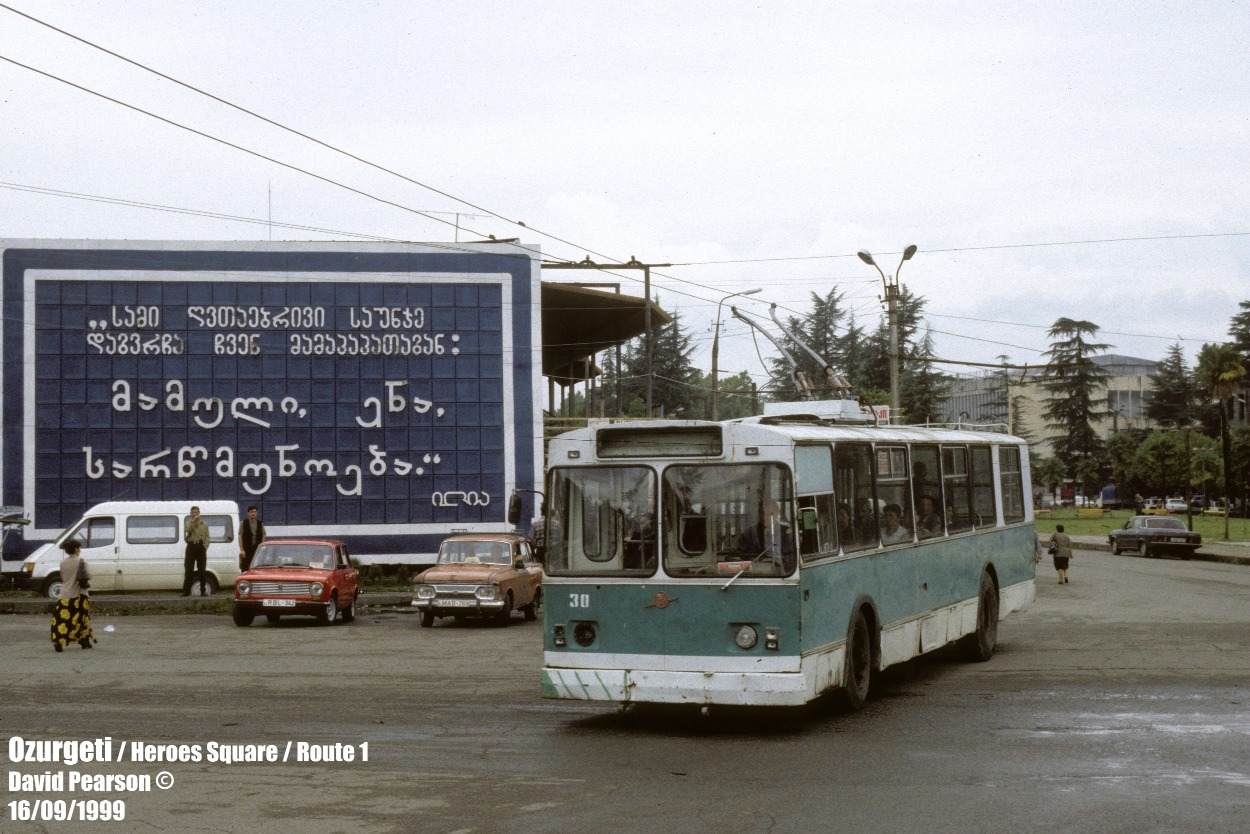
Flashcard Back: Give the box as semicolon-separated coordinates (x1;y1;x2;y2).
20;501;239;599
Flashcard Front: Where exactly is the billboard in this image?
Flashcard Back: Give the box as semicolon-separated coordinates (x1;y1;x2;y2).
1;241;543;566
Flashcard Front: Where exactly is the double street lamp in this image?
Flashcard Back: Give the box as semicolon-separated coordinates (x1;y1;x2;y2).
857;245;917;419
710;287;762;420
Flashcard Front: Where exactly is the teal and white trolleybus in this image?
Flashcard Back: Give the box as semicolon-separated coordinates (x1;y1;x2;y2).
539;399;1035;709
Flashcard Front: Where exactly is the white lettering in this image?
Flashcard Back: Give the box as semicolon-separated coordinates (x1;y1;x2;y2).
111;380;131;412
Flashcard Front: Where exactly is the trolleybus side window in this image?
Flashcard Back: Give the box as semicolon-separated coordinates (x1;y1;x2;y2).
875;445;914;546
970;446;997;527
834;443;877;551
795;444;837;559
943;446;974;533
911;444;944;539
999;446;1026;523
663;462;794;578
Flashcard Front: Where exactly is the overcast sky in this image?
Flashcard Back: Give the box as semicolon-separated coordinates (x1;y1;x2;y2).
2;1;1247;388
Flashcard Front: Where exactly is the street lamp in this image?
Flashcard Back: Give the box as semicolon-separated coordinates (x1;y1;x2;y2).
710;287;762;420
857;245;917;419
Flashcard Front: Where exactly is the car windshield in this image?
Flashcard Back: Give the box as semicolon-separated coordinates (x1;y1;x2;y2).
252;543;334;569
1146;518;1187;530
438;541;513;566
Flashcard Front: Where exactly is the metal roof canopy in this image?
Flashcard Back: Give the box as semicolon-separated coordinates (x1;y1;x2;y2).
540;281;671;384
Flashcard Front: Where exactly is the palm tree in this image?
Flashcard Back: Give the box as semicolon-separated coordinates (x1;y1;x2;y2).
1196;343;1247;540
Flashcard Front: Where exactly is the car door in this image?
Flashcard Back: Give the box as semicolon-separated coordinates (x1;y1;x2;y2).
335;545;358;601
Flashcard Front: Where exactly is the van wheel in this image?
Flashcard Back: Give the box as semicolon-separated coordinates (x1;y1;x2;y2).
842;610;872;711
232;607;254;627
43;575;64;600
191;576;219;596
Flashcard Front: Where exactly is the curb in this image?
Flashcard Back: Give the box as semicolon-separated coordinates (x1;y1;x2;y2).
0;592;412;616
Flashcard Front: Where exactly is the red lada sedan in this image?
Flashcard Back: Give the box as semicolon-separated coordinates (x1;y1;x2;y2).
233;539;359;626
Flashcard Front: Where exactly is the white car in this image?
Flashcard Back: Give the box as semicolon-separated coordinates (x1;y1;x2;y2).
1164;498;1188;514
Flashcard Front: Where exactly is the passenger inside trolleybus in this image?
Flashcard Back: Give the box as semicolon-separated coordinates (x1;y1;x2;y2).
735;498;796;573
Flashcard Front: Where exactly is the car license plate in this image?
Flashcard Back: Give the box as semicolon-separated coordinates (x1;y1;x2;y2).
438;599;476;607
263;599;297;607
1170;537;1188;543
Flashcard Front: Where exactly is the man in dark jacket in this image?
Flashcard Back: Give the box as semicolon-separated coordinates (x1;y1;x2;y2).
238;505;266;571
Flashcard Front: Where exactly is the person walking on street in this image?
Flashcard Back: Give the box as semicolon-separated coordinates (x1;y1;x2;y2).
50;539;95;652
238;505;266;572
182;506;211;596
1049;524;1073;584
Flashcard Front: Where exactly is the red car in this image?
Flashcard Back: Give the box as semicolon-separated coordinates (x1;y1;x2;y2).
233;539;359;627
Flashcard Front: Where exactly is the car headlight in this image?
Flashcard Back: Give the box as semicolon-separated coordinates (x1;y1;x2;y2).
416;584;435;599
22;562;33;574
475;584;500;601
236;580;251;597
310;582;324;598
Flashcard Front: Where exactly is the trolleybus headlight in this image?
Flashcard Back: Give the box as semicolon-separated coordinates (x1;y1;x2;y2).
734;625;758;650
553;625;567;647
416;584;435;600
236;580;251;597
572;622;597;647
765;627;780;651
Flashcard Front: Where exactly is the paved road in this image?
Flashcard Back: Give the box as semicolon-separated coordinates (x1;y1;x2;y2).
3;547;1247;833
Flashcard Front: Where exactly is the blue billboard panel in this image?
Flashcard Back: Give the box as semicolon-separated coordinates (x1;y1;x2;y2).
1;242;542;564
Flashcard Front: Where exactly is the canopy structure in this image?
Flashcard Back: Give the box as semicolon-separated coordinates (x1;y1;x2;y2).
540;282;671;384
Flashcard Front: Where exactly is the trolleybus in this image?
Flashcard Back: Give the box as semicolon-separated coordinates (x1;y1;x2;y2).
538;399;1035;709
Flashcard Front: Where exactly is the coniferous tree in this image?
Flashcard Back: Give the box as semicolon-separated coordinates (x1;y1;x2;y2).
899;329;948;424
1228;300;1250;363
765;288;850;400
1145;343;1199;428
620;308;701;418
1041;318;1111;476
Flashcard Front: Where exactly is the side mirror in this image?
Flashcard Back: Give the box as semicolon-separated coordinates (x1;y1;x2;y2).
507;493;522;526
799;507;818;531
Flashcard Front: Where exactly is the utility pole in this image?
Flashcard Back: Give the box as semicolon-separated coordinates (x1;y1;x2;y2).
857;245;917;420
542;257;670;417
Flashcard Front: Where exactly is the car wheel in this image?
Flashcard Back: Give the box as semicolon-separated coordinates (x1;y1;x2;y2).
961;572;998;662
420;610;435;628
43;575;64;601
494;592;514;626
317;595;337;625
1139;540;1150;558
232;607;254;627
1110;537;1121;555
521;588;543;621
341;594;357;623
842;609;872;711
265;614;281;624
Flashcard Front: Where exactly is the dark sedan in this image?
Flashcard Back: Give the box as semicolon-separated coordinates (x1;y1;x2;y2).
1108;516;1202;558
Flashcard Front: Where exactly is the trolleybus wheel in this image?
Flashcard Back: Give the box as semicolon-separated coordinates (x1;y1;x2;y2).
843;609;872;711
962;571;998;662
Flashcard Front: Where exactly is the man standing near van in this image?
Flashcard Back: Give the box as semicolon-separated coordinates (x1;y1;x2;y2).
182;506;211;596
238;505;265;571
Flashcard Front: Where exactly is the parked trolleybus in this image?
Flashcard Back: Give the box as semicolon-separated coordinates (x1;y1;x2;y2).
538;400;1035;709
